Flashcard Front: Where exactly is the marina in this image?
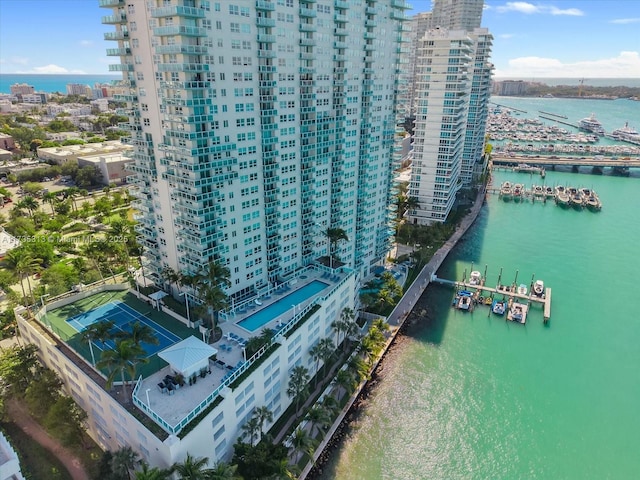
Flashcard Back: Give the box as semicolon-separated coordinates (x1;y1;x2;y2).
493;180;603;210
435;267;552;324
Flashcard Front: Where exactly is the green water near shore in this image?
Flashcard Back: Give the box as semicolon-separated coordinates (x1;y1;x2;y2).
319;169;640;479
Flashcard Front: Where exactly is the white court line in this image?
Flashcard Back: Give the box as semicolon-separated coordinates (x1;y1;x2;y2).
112;302;181;344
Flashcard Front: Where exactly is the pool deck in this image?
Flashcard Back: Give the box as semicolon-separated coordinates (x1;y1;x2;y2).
133;268;343;432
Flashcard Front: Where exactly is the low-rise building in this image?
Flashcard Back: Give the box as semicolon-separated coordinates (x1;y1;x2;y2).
78;152;129;185
16;269;355;469
37;140;132;165
0;431;25;480
0;228;20;259
0;133;16;151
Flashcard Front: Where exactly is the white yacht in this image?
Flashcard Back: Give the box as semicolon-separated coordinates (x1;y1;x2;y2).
611;122;640;142
578;113;605;136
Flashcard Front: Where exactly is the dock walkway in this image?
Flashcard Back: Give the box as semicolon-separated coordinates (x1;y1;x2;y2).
434;275;552;322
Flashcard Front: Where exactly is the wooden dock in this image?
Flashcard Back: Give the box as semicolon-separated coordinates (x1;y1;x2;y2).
433;275;552;323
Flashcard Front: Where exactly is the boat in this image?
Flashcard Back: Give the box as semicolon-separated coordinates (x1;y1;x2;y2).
469;271;482;286
532;184;545;198
517;284;528;295
585;192;602;212
544;185;555;198
507;302;528;324
578;113;605;136
555;187;571;208
500;181;513;201
567;187;583;209
533;280;545;297
513;183;524;202
611;122;640;142
454;290;474;311
491;299;506;315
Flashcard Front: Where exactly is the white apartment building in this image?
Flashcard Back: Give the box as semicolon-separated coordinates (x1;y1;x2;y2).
14;0;411;471
408;26;492;224
103;0;406;296
66;83;92;96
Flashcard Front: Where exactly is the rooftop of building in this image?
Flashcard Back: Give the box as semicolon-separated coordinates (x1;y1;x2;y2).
37;266;348;435
37;140;132;156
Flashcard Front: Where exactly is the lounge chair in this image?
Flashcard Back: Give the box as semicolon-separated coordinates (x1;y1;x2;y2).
255;299;262;306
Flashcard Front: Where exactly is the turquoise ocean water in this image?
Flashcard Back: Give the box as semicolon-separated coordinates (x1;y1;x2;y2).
319;98;640;479
0;74;121;94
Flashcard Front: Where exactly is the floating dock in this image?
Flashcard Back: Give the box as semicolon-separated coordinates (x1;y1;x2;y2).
433;274;552;323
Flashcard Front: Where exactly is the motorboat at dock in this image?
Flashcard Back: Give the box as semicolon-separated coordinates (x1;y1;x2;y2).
533;280;545;297
578;113;605;136
567;187;584;209
512;183;524;202
555;185;571;208
507;301;528;324
517;284;528;296
453;290;474;311
584;191;602;211
491;299;506;316
544;185;555;198
500;181;513;201
469;271;482;286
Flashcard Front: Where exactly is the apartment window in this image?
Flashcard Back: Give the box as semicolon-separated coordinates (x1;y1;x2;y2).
230;23;239;33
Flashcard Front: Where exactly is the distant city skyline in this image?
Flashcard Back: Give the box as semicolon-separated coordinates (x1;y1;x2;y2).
0;0;639;78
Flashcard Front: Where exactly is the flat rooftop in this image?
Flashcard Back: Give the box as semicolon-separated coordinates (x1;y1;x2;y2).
134;267;344;433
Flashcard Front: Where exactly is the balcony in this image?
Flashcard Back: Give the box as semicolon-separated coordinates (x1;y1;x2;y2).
153;25;207;37
257;34;276;43
102;13;127;24
109;64;134;72
257;17;276;27
104;30;129;41
299;23;316;32
299;7;317;17
257;50;276;58
99;0;124;6
106;47;131;56
154;44;209;55
300;38;316;46
151;5;205;18
256;0;275;11
335;0;349;8
156;63;210;72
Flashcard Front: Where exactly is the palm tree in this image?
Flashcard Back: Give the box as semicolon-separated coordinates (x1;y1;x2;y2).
117;321;159;347
171;453;213;480
288;427;316;464
372;317;390;336
309;343;324;387
110;446;140;480
2;250;42;305
316;337;335;380
333;368;357;401
194;261;231;335
80;242;105;281
96;338;148;401
16;196;39;218
286;365;310;418
254;405;273;440
325;227;349;269
320;393;340;417
80;319;114;366
342;317;360;353
207;461;238;480
135;463;172;480
42;191;57;215
306;404;331;438
331;307;355;347
348;356;369;382
241;416;261;447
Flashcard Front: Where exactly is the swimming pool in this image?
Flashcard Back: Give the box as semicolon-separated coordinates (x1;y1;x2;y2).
237;280;330;332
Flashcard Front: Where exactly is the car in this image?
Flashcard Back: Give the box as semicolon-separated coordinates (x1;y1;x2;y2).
43;177;51;182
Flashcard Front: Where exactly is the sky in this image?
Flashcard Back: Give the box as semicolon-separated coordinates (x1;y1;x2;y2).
0;0;639;78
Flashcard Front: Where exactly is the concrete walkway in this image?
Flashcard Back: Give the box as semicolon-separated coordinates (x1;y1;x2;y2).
8;399;90;480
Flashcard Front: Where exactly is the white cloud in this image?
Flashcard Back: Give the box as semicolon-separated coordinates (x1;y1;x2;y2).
79;40;94;47
17;64;87;74
496;2;584;16
610;18;640;24
494;51;640;78
498;33;516;39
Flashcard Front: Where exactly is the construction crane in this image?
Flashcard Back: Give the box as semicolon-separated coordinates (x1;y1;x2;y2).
578;78;588;97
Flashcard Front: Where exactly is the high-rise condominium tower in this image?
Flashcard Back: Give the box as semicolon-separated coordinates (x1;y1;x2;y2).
103;0;408;301
431;0;483;31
